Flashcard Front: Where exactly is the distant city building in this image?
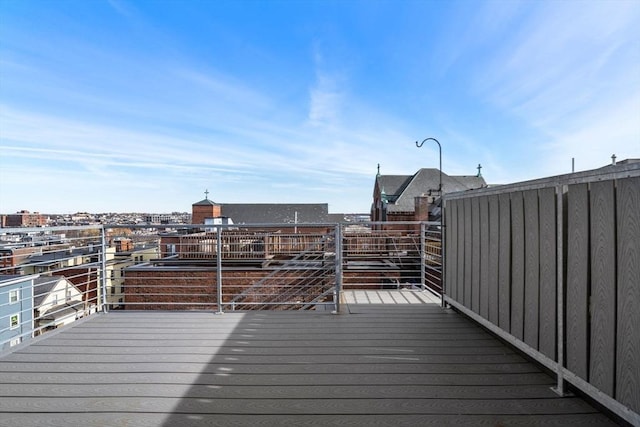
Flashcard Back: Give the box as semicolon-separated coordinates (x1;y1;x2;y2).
371;167;487;222
108;239;159;309
191;191;221;224
191;190;329;226
5;210;46;227
220;204;328;224
143;214;174;224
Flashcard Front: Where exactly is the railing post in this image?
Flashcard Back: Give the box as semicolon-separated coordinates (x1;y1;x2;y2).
216;226;224;314
441;198;446;308
420;222;426;292
333;223;343;314
100;226;108;313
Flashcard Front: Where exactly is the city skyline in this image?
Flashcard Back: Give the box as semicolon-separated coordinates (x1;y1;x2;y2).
1;0;639;214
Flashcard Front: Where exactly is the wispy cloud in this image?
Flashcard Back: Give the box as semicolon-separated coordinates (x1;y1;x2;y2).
2;1;637;213
461;1;640;176
307;43;346;128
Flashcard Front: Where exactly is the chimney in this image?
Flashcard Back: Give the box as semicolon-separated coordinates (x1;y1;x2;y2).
414;195;431;222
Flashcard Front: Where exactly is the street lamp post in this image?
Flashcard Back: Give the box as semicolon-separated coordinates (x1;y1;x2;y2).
415;137;446;307
415;137;442;194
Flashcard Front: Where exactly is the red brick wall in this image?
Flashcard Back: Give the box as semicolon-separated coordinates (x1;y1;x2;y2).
59;268;98;306
192;205;221;224
123;269;273;310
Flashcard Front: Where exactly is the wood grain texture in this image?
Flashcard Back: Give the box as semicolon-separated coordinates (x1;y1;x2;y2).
588;180;616;397
537;187;557;361
510;191;525;341
0;413;617;427
615;176;640;414
445;201;456;300
523;189;540;350
457;199;466;303
566;183;589;380
0;307;616;426
479;196;490;319
488;194;500;325
471;196;481;314
464;197;473;309
498;192;512;332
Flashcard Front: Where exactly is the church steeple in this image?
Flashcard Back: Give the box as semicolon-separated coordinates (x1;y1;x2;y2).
192;190;220;224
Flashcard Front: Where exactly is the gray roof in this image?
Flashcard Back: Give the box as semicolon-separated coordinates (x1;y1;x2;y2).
192;198;218;206
39;300;84;321
378;168;486;213
220;204;329;224
24;246;97;266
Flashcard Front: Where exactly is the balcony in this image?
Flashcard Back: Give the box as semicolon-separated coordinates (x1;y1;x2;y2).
1;207;638;425
0;302;618;426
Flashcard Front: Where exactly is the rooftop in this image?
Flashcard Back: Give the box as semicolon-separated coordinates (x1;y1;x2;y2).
0;296;618;426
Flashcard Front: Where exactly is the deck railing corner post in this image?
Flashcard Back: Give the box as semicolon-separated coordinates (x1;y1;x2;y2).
100;226;109;314
216;226;224;314
333;223;343;314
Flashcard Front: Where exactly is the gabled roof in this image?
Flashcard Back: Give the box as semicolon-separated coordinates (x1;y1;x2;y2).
377;168;487;213
376;175;413;202
193;198;218;206
33;276;78;307
220;204;329;224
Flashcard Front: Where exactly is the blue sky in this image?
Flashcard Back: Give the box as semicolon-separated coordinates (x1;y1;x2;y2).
1;0;639;214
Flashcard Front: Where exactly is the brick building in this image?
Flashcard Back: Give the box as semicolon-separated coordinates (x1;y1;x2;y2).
191;191;329;227
371;167;487;222
191;192;221;224
5;210;47;227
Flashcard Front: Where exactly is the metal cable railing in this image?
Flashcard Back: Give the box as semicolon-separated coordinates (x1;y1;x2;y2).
1;221;441;350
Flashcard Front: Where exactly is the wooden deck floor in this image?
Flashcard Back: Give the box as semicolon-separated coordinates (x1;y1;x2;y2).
342;289;441;304
0;304;619;426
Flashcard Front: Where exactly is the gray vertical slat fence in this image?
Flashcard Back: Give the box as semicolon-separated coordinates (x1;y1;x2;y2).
446;201;456;301
523;189;540;350
497;192;511;332
566;183;589;381
463;198;472;308
457;199;465;302
471;196;481;314
616;176;640;414
487;194;500;325
443;167;640;424
510;191;525;341
479;196;490;319
589;179;616;397
538;187;556;360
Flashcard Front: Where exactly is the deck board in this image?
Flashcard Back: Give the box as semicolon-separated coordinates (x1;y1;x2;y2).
0;307;618;426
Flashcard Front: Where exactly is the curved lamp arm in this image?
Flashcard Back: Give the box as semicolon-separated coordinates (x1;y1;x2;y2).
415;137;442;193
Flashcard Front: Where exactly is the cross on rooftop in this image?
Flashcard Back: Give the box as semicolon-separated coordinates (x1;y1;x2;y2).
204;189;209;199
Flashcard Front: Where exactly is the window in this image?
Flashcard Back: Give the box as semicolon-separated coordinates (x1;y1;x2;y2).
9;289;19;304
10;314;19;329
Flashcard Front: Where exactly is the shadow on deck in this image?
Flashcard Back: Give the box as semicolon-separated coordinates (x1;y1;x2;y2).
0;302;620;426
